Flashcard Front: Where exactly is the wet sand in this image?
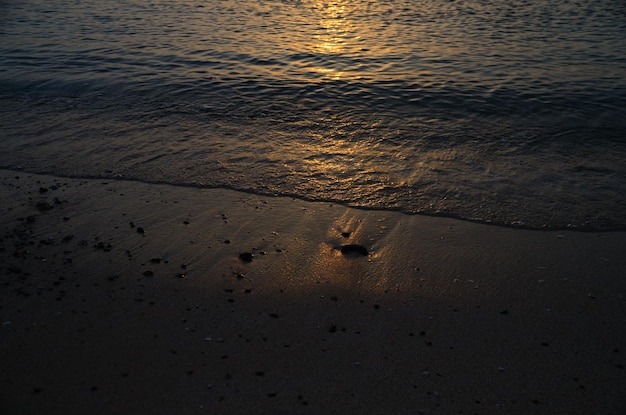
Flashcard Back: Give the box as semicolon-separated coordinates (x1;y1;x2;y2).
1;169;625;414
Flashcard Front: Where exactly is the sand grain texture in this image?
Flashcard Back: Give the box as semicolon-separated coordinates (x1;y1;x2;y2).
1;170;625;414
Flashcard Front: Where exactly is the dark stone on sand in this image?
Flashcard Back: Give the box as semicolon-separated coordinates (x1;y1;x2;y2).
136;227;145;234
340;244;369;256
95;241;113;252
7;265;22;274
150;258;161;264
39;187;48;193
35;201;53;211
143;270;154;277
239;252;254;262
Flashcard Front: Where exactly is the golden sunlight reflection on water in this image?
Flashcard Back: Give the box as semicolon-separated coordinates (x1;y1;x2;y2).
309;0;355;80
313;1;351;53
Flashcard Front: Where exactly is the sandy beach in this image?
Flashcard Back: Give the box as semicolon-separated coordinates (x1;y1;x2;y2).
1;168;625;414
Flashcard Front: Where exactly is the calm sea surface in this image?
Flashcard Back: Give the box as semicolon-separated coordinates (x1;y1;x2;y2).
1;0;626;230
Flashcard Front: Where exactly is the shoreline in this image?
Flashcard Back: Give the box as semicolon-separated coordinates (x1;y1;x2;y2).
1;169;625;414
1;166;622;233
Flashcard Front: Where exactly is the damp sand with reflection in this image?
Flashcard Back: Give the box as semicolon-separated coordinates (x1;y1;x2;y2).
1;169;625;414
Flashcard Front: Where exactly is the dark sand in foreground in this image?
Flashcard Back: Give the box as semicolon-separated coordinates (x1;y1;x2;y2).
1;169;625;414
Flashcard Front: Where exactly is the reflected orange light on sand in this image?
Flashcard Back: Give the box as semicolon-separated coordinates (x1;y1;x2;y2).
306;211;394;292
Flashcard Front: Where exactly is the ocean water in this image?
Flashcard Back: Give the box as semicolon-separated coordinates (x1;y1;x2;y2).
1;0;625;230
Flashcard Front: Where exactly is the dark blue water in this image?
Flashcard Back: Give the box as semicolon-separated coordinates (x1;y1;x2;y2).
1;0;626;230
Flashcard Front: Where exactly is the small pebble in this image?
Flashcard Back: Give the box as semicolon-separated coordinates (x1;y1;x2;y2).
36;201;53;211
340;244;368;256
239;252;254;262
